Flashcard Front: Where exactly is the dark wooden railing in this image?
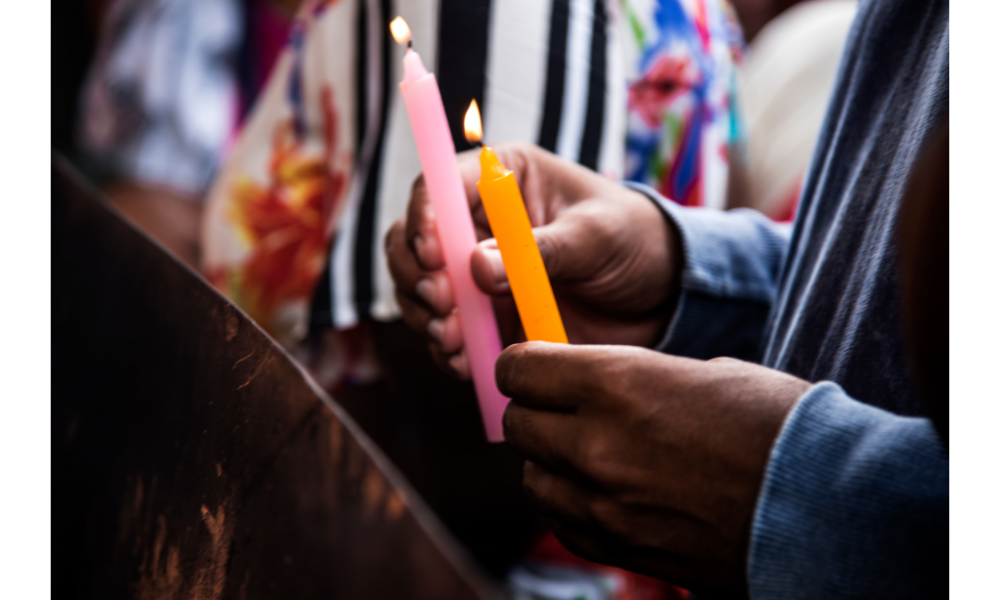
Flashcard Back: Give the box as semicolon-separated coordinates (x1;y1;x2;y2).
51;156;529;599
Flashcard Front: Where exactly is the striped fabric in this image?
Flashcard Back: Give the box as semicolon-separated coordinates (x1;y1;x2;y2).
313;0;627;331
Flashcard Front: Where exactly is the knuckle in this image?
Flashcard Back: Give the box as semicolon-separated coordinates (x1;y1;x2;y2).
535;235;561;276
583;210;620;246
581;358;617;400
577;435;612;480
575;431;629;489
708;356;741;365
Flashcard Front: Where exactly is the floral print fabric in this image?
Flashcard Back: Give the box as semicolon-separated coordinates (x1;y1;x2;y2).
622;0;744;208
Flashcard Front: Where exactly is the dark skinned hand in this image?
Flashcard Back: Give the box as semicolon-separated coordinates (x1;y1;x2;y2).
386;141;812;595
384;142;681;378
498;342;811;598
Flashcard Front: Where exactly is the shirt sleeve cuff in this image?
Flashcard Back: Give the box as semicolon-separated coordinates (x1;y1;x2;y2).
623;182;789;360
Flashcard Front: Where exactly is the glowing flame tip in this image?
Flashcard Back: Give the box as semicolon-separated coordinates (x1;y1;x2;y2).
390;17;411;45
464;100;483;144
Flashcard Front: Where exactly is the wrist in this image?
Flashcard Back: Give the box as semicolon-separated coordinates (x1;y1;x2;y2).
621;182;685;336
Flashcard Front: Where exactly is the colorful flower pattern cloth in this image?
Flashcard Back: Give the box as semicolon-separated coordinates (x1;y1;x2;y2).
203;0;354;347
622;0;744;208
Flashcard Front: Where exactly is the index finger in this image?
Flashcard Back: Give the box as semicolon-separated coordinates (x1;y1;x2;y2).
405;175;445;271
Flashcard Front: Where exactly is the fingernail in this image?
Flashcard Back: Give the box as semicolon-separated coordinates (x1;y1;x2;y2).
427;318;445;342
483;246;507;285
416;278;436;306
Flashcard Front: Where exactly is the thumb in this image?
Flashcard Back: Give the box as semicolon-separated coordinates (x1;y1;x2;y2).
470;238;510;295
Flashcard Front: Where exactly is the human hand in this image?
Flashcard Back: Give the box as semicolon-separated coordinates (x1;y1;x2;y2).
498;342;811;597
385;142;681;379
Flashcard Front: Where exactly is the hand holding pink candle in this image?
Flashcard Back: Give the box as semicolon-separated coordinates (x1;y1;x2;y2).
391;17;508;441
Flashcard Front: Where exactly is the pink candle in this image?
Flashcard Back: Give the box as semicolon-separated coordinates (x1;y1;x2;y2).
393;20;507;441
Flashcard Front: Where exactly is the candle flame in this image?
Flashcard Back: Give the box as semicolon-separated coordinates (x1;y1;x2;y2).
389;16;411;45
464;100;483;144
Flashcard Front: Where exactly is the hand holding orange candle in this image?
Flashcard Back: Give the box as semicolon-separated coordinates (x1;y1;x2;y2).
464;101;568;344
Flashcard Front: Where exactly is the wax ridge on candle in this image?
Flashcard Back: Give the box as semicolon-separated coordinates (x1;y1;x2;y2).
479;146;512;180
401;49;430;84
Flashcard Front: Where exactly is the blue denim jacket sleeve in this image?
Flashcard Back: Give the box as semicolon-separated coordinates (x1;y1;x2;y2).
750;382;948;598
622;182;790;360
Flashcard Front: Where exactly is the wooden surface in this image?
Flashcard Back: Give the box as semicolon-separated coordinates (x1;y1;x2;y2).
51;156;504;599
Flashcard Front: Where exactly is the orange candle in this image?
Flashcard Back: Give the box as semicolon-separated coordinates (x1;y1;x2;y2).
464;101;568;344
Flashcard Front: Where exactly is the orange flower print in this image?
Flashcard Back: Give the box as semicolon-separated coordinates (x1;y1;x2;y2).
216;85;348;339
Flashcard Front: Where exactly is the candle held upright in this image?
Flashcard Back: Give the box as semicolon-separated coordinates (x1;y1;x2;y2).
391;18;508;442
464;102;568;345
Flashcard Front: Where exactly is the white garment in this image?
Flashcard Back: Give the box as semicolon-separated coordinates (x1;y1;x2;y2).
738;0;858;219
79;0;242;197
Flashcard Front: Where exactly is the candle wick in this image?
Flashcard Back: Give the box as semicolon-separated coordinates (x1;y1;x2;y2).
407;40;413;50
